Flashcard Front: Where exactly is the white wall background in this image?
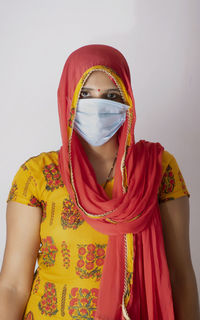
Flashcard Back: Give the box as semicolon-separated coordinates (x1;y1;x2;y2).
0;0;199;295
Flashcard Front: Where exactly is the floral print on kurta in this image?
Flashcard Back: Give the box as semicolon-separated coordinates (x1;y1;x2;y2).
24;311;34;320
159;164;175;194
43;163;64;191
76;243;107;281
29;195;41;207
38;282;58;316
40;236;58;267
68;287;99;319
6;150;190;319
61;196;84;230
32;273;41;294
7;182;18;201
61;241;71;269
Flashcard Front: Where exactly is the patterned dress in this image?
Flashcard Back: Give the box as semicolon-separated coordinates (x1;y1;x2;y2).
7;150;190;320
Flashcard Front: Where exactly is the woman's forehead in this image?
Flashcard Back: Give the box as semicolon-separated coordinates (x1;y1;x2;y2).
83;70;118;87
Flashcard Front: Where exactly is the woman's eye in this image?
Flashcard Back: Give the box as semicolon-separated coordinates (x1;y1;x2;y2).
107;93;118;99
80;90;120;100
80;91;89;97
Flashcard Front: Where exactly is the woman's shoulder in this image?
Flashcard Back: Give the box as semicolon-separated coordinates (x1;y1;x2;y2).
23;149;59;165
160;149;185;178
161;149;174;173
136;139;176;172
7;150;61;205
19;150;61;191
9;149;60;191
20;150;59;173
159;149;190;202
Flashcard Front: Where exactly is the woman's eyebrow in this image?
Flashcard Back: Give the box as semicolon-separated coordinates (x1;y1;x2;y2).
81;87;120;92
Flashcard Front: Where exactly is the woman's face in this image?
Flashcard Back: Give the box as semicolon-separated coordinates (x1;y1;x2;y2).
79;70;125;104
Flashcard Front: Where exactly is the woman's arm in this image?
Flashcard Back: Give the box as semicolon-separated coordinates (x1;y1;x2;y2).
159;196;200;320
0;201;41;320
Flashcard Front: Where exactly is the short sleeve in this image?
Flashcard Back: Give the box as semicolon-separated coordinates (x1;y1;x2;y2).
7;162;42;207
158;151;190;203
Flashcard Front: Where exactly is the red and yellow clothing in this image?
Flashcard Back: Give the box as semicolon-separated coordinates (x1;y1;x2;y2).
7;149;190;320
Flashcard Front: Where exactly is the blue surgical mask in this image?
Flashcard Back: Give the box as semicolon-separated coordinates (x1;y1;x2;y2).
73;98;129;146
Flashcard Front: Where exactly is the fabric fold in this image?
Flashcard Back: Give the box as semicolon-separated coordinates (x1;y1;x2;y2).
57;44;175;319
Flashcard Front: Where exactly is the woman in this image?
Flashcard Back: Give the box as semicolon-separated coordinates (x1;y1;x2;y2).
0;44;199;320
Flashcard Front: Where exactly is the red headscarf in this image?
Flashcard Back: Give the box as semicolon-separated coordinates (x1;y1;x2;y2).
57;44;175;320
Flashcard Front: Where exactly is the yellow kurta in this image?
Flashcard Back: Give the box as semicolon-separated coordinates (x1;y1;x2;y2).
7;149;190;320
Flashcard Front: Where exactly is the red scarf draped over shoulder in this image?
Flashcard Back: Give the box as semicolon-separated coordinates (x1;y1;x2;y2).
57;44;175;320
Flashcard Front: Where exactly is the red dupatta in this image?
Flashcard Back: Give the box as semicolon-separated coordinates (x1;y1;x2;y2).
57;44;175;319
